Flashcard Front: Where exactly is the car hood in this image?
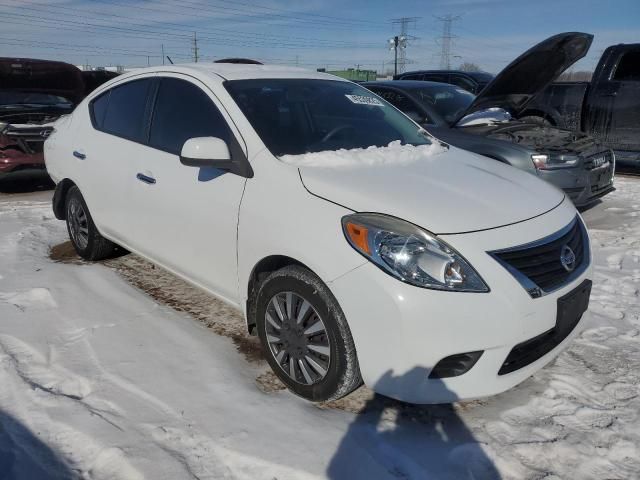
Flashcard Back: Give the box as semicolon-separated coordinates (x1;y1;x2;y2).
0;57;84;104
454;32;593;124
297;145;565;234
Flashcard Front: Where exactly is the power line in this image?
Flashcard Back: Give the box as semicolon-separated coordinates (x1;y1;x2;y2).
435;14;461;69
0;2;381;49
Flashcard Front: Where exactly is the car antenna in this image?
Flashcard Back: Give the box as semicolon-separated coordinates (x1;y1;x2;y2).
166;56;174;65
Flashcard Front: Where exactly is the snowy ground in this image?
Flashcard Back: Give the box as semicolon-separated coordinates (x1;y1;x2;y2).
0;176;639;480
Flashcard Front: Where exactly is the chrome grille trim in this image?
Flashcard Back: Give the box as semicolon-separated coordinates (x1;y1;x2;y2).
488;216;590;298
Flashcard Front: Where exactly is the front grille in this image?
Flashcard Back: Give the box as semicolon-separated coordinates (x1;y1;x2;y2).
490;217;588;297
584;150;613;170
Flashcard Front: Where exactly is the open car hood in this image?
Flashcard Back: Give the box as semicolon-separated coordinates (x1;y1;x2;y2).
454;32;593;125
0;58;84;105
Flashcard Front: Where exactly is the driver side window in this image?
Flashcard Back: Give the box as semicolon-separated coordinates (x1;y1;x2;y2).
149;77;232;155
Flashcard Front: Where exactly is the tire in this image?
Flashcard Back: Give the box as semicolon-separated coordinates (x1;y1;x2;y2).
255;265;362;402
65;186;116;261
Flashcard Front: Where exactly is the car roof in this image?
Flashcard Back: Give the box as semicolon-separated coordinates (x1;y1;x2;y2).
116;63;346;82
363;80;456;89
399;70;494;81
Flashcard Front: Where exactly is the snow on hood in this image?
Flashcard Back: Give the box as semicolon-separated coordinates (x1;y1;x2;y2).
280;140;447;168
297;145;565;235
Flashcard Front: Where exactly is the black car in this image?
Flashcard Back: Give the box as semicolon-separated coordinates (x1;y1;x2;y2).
394;70;493;94
363;34;615;207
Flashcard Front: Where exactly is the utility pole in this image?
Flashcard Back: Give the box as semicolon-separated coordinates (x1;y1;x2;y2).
390;17;419;74
393;36;399;76
192;32;199;63
162;44;165;65
435;14;461;69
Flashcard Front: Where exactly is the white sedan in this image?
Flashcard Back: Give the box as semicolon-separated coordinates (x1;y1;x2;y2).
45;63;592;404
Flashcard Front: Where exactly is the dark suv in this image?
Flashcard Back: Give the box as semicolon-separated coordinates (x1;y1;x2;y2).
394;70;493;94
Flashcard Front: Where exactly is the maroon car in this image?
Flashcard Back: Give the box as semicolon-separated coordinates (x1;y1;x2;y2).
0;58;84;178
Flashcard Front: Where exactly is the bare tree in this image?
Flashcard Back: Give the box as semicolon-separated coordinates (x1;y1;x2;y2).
458;61;482;72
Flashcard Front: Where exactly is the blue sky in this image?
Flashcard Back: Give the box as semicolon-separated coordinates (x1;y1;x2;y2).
0;0;637;73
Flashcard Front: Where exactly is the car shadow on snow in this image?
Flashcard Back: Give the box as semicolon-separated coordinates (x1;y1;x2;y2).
326;368;500;480
0;171;54;194
0;410;76;479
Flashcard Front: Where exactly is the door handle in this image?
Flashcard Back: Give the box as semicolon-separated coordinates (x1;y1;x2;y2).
136;173;156;185
73;150;86;160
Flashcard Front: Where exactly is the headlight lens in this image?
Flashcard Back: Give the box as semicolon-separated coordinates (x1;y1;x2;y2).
342;213;489;292
531;153;579;170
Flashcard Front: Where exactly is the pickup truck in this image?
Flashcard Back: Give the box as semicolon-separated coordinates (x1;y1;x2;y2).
522;43;640;166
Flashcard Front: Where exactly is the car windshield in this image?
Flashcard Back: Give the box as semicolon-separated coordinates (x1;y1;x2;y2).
224;79;432;156
408;84;476;125
0;91;73;108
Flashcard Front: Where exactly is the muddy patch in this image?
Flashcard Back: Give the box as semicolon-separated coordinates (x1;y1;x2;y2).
49;241;84;264
255;371;287;394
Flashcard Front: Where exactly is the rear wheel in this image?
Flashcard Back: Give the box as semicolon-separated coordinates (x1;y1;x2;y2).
255;265;362;402
65;186;116;261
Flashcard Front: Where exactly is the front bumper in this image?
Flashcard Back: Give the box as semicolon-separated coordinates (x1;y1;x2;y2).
536;154;615;207
329;198;592;404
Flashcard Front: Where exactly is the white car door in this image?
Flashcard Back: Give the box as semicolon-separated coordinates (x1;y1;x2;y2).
128;74;248;304
76;76;155;241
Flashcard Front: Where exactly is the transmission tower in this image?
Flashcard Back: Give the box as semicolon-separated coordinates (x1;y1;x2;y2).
390;17;419;74
435;14;460;69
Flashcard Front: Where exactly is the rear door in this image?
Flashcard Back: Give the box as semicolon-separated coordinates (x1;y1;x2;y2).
78;76;155;241
129;74;247;302
584;46;640;154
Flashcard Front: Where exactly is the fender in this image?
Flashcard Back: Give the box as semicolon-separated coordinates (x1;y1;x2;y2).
52;178;76;220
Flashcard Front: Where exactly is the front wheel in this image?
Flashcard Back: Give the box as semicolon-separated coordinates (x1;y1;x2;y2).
255;265;362;402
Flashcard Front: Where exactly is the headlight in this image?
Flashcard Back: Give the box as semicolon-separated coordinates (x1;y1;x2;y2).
342;213;489;292
531;153;579;170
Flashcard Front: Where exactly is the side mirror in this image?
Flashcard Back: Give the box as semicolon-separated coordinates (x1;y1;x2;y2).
180;136;233;169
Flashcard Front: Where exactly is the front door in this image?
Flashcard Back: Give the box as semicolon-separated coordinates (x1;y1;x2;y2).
584;46;640;156
130;75;248;303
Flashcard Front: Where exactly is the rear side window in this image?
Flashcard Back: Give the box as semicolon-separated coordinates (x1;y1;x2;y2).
149;77;231;155
613;50;640;81
101;79;152;142
90;91;110;129
400;74;424;80
423;74;450;84
449;75;476;93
